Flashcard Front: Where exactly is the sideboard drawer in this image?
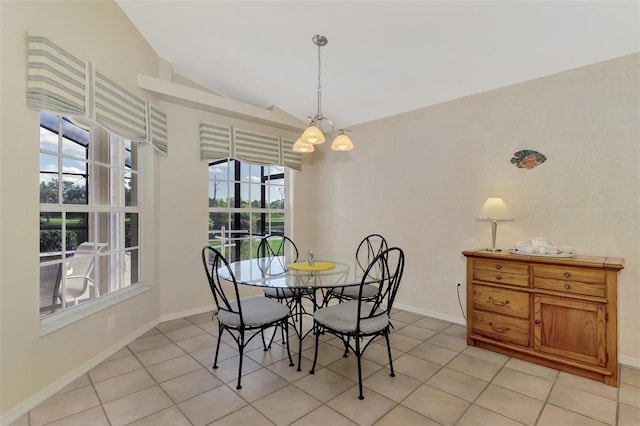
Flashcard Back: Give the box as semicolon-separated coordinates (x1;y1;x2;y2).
533;265;606;284
473;269;529;287
472;311;529;347
533;277;606;298
473;284;529;319
474;259;529;275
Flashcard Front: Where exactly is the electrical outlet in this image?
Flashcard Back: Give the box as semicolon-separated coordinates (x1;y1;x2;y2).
456;281;465;293
108;315;116;330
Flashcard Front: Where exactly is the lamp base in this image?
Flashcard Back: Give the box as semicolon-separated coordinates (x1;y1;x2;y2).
484;248;502;252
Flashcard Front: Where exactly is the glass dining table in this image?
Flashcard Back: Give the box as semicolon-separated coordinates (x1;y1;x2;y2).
217;256;377;371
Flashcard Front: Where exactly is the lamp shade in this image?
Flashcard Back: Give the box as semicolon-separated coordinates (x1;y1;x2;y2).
292;138;315;153
301;125;325;144
331;133;354;151
476;198;514;221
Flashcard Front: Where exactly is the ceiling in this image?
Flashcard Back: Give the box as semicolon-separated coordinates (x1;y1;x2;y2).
116;1;639;130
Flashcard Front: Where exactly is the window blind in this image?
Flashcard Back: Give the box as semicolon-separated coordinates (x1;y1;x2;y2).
27;36;86;117
200;121;301;170
147;104;168;155
27;35;168;154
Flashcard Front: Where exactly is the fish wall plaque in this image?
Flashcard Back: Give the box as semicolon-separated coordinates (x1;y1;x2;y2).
511;150;546;170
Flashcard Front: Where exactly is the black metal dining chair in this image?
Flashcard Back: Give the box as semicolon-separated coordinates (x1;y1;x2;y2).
309;247;405;399
325;233;389;304
202;246;294;389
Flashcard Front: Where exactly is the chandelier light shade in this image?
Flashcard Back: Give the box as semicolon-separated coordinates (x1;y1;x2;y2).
294;34;354;153
292;137;315;153
476;197;514;252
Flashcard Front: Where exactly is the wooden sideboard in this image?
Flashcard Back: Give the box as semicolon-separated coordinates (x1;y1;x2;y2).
462;249;624;386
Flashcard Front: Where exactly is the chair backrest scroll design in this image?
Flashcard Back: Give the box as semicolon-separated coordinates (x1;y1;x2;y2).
202;246;243;326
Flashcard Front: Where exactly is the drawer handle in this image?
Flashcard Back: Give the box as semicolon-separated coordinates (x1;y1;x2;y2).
488;295;510;306
535;319;541;325
488;322;510;333
495;275;502;280
564;272;571;278
495;264;502;270
564;283;571;290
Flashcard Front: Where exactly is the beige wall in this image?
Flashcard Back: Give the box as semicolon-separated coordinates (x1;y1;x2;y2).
1;0;638;421
293;53;640;363
0;0;162;418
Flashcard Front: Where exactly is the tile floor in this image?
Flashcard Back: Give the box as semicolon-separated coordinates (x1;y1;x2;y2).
10;308;640;426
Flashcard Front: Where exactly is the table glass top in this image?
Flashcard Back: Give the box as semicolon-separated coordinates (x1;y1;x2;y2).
217;256;378;289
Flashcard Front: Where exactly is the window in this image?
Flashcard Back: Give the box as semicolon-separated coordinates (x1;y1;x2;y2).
208;159;286;261
39;111;140;316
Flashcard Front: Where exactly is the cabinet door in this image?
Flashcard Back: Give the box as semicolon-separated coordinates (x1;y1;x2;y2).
534;295;606;366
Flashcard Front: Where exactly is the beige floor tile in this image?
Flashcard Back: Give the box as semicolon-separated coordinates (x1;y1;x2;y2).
146;354;202;382
373;405;440;426
245;341;294;366
57;374;91;394
161;368;223;403
427;332;468;352
385;331;423;352
174;332;217;353
392;353;441;382
88;354;143;383
548;383;617;425
475;384;544;426
178;385;247;425
137;328;161;338
135;343;186;367
492;367;553;401
43;406;110;426
211;351;264;384
210;405;275;425
190;341;238;366
102;386;173;426
401;383;469;425
556;371;619;400
164;325;209;342
462;345;510;365
8;413;29;426
155;318;193;333
196;319;219;334
413;316;453;331
621;365;640;387
394;324;438;341
364;340;403;365
127;406;192;426
30;385;101;426
292;405;358;426
127;333;171;353
537;403;608;426
295;367;355;402
94;368;156;403
267;357;311;382
389;309;425;324
327;386;396;425
103;346;133;362
441;323;467;339
364;368;422;402
232;367;289;402
618;402;640;426
427;367;488;402
503;357;559;382
619;382;640;408
253;384;322;425
326;354;383;382
456;404;525;426
408;341;458;365
446;353;501;382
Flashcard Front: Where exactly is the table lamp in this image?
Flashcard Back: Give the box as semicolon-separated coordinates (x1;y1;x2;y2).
476;198;514;252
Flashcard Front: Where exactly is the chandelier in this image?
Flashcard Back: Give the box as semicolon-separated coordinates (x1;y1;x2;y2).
293;35;354;153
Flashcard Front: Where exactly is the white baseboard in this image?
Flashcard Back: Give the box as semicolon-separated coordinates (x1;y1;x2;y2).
0;304;215;426
619;354;640;369
394;302;467;326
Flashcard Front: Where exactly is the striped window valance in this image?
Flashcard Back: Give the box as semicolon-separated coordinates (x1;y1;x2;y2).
26;35;168;155
199;121;301;171
27;36;86;117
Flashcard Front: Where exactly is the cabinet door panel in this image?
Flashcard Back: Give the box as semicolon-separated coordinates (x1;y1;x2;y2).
534;295;606;366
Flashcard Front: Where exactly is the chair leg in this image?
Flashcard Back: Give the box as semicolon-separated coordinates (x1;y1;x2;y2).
283;319;294;367
236;331;245;390
212;324;223;369
384;331;395;377
309;322;321;374
356;336;364;400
